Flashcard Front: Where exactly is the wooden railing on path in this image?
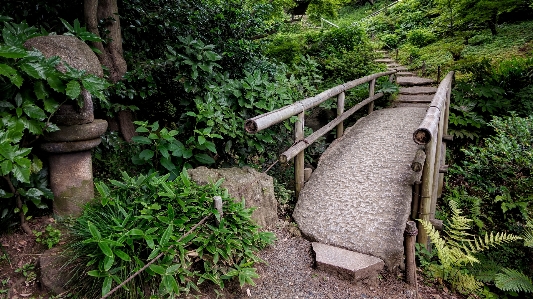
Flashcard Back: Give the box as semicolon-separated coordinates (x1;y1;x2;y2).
245;70;396;197
411;71;455;246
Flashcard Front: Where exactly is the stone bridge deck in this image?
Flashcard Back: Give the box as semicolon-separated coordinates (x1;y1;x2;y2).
293;54;437;275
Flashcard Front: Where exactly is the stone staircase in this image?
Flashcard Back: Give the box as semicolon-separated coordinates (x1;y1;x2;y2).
306;50;437;285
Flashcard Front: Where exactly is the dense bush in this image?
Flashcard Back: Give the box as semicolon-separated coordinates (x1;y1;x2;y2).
406;28;436;47
66;171;275;298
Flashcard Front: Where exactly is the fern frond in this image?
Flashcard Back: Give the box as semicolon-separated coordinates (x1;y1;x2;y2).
495;268;533;293
451;271;483;295
469;258;502;283
471;232;522;253
524;219;533;248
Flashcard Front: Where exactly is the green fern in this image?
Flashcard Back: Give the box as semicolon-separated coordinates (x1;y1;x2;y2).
495;268;533;293
524;218;533;248
418;201;521;295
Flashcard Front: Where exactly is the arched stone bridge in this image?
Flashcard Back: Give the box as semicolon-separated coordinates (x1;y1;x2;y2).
246;51;453;282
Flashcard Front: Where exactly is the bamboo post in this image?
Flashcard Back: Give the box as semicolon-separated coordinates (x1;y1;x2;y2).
395;48;399;60
337;91;345;139
411;182;421;220
295;112;305;198
430;103;445;220
405;221;418;285
417;136;437;247
368;79;376;114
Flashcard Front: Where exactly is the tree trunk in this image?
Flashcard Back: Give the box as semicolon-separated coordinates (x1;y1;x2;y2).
488;12;498;35
84;0;127;83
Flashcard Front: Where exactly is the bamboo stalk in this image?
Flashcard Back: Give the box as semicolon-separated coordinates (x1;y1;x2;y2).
368;78;376;114
245;71;396;134
295;112;305;198
411;182;421;220
336;91;345;138
417;136;437;247
280;93;384;163
411;148;426;172
405;221;418;285
412;72;454;145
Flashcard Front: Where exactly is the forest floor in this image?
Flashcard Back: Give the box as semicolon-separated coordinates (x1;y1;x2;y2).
0;217;463;299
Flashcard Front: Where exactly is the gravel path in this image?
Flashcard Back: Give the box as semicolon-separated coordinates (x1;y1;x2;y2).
201;222;462;299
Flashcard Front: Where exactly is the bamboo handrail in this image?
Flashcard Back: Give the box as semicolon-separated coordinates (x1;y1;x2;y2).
412;71;454;145
245;70;396;134
413;71;454;247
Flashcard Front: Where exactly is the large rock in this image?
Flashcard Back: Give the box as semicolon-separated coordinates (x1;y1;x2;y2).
24;35;103;77
187;167;278;228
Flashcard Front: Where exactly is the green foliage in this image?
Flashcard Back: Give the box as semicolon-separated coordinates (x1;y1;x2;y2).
419;201;521;296
0;20;108;226
406;28;436;47
379;33;400;49
66;171;275;298
33;223;62;249
495;268;533;293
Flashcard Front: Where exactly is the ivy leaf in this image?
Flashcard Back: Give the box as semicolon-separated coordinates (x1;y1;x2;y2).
66;80;81;99
0;63;23;87
0;45;26;58
194;153;215;165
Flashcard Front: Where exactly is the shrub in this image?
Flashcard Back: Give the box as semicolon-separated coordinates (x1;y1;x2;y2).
66;171;275;298
380;33;400;49
264;34;305;65
407;28;436;47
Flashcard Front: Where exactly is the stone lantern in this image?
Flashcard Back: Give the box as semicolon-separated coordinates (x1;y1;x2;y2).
24;35;108;217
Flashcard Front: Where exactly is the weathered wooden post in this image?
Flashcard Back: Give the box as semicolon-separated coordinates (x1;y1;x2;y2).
405;221;418;285
368;79;376;114
337;91;345;138
295;112;305;198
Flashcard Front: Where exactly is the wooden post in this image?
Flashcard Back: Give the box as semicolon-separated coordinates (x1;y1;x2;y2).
405;221;418;285
395;48;399;60
337;91;345;139
295;112;305;198
368;79;376;114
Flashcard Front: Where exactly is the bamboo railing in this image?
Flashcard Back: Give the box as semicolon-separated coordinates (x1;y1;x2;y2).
245;70;396;197
412;71;454;247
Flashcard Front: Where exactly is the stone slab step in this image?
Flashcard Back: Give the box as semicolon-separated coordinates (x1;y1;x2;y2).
374;58;395;63
388;66;408;71
397;76;435;87
397;94;434;103
375;50;387;54
386;63;400;68
396;71;416;77
399;86;438;95
312;242;384;283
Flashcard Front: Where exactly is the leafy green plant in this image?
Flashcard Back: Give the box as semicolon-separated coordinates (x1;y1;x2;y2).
0;20;109;230
65;171;275;298
407;28;436;47
15;262;37;283
418;201;521;296
33;223;61;249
